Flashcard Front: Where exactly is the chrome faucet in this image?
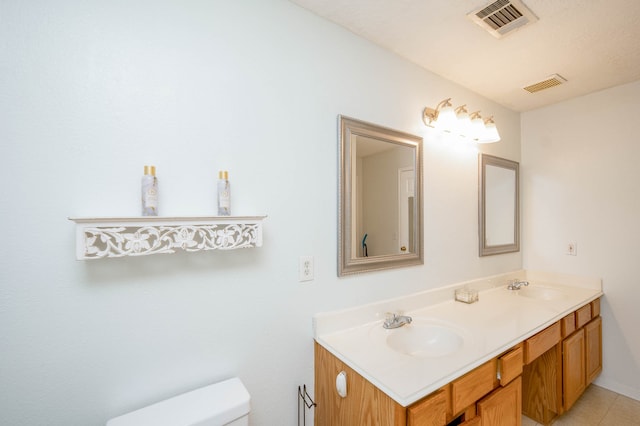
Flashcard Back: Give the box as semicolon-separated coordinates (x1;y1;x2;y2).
507;279;530;290
383;312;412;329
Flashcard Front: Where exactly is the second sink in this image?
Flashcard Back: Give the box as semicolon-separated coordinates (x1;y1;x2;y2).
517;286;567;301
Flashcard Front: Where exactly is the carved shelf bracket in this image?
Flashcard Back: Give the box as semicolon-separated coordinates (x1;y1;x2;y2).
69;216;266;260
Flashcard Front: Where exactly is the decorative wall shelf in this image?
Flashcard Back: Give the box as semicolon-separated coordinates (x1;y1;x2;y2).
69;216;266;260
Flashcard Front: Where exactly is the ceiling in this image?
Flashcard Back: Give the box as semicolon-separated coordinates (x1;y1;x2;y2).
289;0;640;111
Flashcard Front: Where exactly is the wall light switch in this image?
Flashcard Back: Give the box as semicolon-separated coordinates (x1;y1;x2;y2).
299;256;314;282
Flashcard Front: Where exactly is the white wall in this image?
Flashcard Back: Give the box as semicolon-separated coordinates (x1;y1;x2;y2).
0;0;521;424
522;80;640;400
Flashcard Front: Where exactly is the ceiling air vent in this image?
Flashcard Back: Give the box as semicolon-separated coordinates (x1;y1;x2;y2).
468;0;538;38
523;74;567;93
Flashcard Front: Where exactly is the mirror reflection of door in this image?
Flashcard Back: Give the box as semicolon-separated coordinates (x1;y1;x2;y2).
355;136;414;257
398;167;414;254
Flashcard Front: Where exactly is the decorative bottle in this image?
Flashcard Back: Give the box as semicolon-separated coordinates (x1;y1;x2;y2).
217;170;231;216
141;165;158;216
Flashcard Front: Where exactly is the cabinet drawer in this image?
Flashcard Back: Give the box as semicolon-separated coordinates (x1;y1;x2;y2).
591;298;601;318
498;346;523;386
524;322;561;364
561;312;576;337
451;359;497;415
407;388;446;426
576;304;592;328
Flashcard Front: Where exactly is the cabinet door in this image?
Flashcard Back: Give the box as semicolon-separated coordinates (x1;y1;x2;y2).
407;389;446;426
477;376;522;426
314;343;406;426
562;328;586;411
585;316;602;385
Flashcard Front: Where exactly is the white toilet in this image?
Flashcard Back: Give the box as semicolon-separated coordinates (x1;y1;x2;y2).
106;377;250;426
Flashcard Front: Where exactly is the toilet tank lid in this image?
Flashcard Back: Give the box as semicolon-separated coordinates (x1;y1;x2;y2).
106;377;250;426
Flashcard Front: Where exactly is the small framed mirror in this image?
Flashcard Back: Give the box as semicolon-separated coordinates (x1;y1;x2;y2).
338;115;423;276
478;153;520;256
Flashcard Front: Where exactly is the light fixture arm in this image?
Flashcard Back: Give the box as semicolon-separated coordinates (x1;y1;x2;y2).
455;105;469;115
470;111;482;120
422;98;453;126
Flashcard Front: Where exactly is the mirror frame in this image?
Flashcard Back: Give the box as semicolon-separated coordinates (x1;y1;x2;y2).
478;153;520;256
338;115;423;276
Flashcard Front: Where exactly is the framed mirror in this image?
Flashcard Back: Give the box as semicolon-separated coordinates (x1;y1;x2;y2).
338;115;423;276
478;153;519;256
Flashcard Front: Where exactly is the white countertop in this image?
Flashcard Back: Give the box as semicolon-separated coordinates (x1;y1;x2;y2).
313;270;603;407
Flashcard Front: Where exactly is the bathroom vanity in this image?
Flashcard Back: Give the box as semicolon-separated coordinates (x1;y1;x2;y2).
313;271;602;425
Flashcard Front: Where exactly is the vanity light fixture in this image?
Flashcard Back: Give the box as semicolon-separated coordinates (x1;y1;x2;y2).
423;99;501;143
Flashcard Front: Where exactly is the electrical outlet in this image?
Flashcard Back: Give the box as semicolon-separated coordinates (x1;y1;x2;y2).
566;241;577;256
299;256;314;282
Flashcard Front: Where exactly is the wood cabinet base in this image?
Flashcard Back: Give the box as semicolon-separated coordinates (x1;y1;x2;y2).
314;343;406;426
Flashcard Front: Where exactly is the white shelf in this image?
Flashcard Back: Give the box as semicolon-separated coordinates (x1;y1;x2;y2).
69;216;266;260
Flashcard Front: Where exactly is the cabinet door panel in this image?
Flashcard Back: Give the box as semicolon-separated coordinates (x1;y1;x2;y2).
585;316;602;384
477;376;522;426
522;345;560;424
562;329;586;411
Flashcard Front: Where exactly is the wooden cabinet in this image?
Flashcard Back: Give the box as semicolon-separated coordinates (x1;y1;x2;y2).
563;299;602;411
315;342;523;426
522;298;602;424
477;376;522;426
315;298;601;426
314;343;406;426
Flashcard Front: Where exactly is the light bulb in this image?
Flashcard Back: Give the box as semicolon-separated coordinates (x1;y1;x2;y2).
435;104;457;132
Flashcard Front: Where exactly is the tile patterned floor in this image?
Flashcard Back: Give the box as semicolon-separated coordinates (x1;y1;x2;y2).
522;384;640;425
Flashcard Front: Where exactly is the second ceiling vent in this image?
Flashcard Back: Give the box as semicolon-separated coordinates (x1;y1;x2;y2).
468;0;538;38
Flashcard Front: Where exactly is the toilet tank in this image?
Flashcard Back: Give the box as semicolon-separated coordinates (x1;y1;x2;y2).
106;377;250;426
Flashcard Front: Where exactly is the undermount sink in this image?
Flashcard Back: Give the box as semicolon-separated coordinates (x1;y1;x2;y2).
378;319;465;358
517;286;567;301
